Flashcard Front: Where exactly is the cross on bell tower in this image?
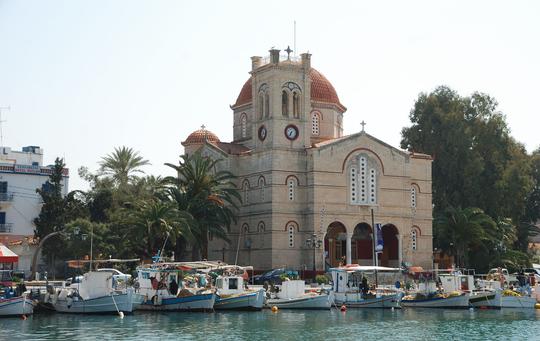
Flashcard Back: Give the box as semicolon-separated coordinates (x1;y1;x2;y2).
285;46;293;60
360;120;366;132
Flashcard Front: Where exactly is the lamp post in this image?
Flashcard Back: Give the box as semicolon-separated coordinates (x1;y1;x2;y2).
306;233;323;278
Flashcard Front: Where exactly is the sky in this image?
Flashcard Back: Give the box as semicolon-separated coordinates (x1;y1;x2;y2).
1;0;539;191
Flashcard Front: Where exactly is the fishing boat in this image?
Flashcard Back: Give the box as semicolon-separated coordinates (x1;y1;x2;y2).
0;244;35;317
136;261;216;312
402;271;471;308
45;271;141;314
213;266;265;310
265;280;332;309
329;265;402;308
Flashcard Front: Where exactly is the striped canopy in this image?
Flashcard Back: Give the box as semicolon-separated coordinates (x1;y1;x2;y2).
0;243;18;263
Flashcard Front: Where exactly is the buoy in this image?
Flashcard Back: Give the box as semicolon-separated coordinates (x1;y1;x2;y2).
340;305;347;312
21;314;27;320
271;306;278;313
119;311;125;319
469;307;474;311
535;303;540;309
391;307;395;311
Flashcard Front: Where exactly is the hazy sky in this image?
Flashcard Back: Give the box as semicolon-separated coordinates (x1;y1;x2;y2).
1;1;539;190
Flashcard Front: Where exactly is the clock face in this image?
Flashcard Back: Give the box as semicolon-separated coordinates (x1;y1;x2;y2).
284;124;299;141
258;125;267;141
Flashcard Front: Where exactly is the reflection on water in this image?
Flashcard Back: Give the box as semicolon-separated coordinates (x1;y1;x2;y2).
0;309;539;341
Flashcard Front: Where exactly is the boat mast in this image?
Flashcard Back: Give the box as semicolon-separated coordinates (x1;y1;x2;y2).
371;209;378;288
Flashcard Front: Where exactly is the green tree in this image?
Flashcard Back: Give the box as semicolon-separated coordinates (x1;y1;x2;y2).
99;146;150;188
165;152;240;260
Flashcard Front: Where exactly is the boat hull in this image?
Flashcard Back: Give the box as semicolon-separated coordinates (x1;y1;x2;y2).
401;293;470;308
500;295;537;308
266;294;331;310
52;291;135;314
470;291;501;309
0;296;34;316
138;293;215;312
215;290;265;311
334;292;401;309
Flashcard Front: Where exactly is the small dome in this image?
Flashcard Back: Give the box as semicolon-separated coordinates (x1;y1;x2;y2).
182;128;220;146
232;68;346;111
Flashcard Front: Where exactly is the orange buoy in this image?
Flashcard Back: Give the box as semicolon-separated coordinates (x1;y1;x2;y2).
535;303;540;309
340;305;347;312
271;306;278;313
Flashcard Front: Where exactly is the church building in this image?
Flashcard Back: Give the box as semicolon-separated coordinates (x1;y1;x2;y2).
182;48;433;271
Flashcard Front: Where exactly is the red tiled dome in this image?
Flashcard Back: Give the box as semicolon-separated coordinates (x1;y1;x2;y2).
233;68;345;111
182;128;220;146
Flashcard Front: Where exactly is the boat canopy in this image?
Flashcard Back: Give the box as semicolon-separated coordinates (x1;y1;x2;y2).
329;265;401;272
0;243;18;263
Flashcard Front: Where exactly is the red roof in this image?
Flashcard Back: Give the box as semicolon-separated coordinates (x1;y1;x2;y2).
182;128;220;146
0;243;18;263
233;68;346;111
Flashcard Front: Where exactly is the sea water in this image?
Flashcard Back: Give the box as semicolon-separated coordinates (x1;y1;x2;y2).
0;308;539;340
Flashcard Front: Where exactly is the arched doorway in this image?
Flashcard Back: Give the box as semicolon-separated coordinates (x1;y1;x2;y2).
352;223;373;265
380;224;399;267
324;222;347;268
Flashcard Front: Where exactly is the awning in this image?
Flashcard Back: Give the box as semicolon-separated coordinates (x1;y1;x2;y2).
0;243;18;263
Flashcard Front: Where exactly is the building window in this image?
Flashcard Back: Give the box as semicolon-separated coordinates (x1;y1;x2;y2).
293;92;300;118
258;94;264;119
411;229;417;251
240;114;247;138
258;221;265;233
287;177;297;201
282;91;289;116
311;112;320;136
349;154;378;205
264;92;270;118
258;177;265;202
411;186;417;208
287;223;296;248
242;180;249;205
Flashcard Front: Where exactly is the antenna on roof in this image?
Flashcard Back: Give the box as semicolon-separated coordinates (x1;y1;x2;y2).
0;106;10;147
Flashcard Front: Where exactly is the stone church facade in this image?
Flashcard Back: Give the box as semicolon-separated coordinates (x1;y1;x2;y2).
182;48;433;271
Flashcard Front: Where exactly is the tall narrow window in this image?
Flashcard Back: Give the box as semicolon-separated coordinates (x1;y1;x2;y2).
411;187;417;208
293;92;300;118
242;180;249;205
287;223;295;248
240;114;247;138
258;177;265;202
349;154;379;205
264;92;270;118
282;91;289;116
258;94;264;119
369;168;377;204
359;156;367;203
287;177;296;201
411;229;417;251
311;112;320;135
350;167;357;203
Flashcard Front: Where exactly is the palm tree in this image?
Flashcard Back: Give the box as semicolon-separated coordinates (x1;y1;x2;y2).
128;200;193;259
99;146;150;187
165;152;240;260
434;206;496;267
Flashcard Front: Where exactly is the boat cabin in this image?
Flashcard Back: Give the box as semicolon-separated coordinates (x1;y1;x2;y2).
439;273;474;293
215;276;245;296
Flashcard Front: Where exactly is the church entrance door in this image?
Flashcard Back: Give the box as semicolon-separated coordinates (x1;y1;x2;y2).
380;224;399;267
324;222;347;268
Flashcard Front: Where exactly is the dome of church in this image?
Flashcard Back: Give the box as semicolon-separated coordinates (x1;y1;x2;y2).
182;128;220;146
233;68;345;110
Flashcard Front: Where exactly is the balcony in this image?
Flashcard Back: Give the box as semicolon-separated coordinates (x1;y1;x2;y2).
0;223;13;233
0;192;14;202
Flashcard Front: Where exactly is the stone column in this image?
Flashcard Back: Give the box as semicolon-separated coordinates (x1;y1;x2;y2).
398;234;403;267
346;233;353;265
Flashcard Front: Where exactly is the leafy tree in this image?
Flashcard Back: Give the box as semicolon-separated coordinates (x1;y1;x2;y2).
165;152;240;260
99;146;150;187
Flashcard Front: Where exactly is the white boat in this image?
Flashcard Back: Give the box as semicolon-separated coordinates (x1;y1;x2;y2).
469;290;501;308
214;273;265;310
500;291;538;308
401;292;470;308
265;280;332;310
136;262;215;312
46;271;141;314
0;295;34;317
329;265;402;309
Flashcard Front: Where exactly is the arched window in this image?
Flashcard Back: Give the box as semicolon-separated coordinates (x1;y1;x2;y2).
286;222;297;248
293;92;300;118
258;94;264;119
257;221;265;233
240;114;247;138
264;92;270;118
349;154;379;205
411;186;417;209
282;91;289;116
311;112;320;135
411;228;418;251
287;176;297;201
258;176;266;202
242;180;250;205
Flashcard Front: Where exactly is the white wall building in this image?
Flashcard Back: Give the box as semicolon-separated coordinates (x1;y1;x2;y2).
0;146;69;274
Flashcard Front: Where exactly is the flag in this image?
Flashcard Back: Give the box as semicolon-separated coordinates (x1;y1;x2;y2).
375;223;383;252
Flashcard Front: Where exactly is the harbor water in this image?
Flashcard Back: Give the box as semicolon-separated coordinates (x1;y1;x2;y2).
1;309;539;340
